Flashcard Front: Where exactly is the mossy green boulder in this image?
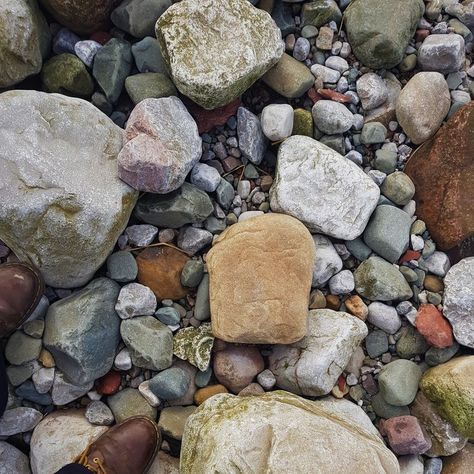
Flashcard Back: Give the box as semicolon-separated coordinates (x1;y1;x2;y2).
420;356;474;439
41;54;94;98
292;109;314;136
180;391;399;473
345;0;425;69
0;0;50;88
125;72;177;104
156;0;284;109
302;0;342;27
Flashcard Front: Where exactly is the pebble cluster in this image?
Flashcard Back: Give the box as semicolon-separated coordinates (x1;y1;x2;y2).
0;0;473;473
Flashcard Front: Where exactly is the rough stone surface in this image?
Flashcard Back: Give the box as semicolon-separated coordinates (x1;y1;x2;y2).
207;214;315;344
404;102;474;251
107;388;157;423
124;73;177;104
0;0;50;88
156;0;284;109
0;407;43;436
443;258;474;348
420;356;474;438
118;97;202;194
311;234;343;287
30;410;108;474
345;0;425;69
357;73;388;111
0;441;31;474
442;443;474;474
237;107;268;165
269;309;368;396
115;283;157;319
354;256;413;301
418;34;465;73
43;278;121;385
0;91;137;288
173;323;214;371
396;72;450;145
312;100;353;135
180;392;399;473
378;359;422;406
51;371;93;406
270;136;379;240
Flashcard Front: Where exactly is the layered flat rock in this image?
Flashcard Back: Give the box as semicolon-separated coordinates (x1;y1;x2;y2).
268;309;367;396
118;97;202;193
0;0;50;88
0;91;138;288
207;214;315;344
269;136;380;239
180;392;399;473
345;0;425;69
156;0;284;109
404;102;474;251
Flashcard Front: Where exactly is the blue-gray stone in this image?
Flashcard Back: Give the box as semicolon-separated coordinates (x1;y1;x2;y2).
195;367;212;388
131;37;168;74
148;367;191;400
155;307;181;325
194;274;210;321
360;122;387;144
180;259;204;288
43;278;121;386
374;149;398;174
345;237;372;261
365;330;389;358
216;179;234;210
424;458;442;474
107;251;138;283
272;0;296;36
15;381;52;406
53;28;80;55
425;342;459;367
363;205;411;263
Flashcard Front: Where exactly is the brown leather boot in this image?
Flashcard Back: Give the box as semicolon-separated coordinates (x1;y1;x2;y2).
0;262;44;338
74;416;160;474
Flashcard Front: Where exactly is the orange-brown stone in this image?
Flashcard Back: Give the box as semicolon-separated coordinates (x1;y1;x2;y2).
415;304;453;349
194;384;228;405
405;102;474;252
136;246;189;301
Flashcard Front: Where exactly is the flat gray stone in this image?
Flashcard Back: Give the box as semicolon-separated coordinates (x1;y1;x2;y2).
0;407;43;436
237;107;267;165
107;388;157;424
85;401;115;426
418;34;465;73
51;371;93;406
5;332;42;366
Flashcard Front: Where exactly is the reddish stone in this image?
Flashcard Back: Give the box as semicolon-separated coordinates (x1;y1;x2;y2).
317;88;352;103
415;304;453;349
259;175;273;192
383;416;432;455
185;98;241;134
90;31;113;45
213;344;264;394
222;156;241;173
362;374;378;395
405;102;474;251
95;371;121;395
399;250;421;264
337;375;346;392
415;29;430;42
307;87;322;104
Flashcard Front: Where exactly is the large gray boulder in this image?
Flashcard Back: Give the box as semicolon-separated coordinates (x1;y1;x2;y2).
269;136;379;240
0;0;50;88
43;278;121;385
0;91;138;288
180;391;399;473
156;0;284;109
268;309;367;396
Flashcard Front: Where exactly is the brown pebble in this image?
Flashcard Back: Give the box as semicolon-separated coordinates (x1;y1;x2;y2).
309;289;326;309
345;295;368;321
259;175;273;192
194;384;228;405
423;274;444;293
238;383;265;396
325;294;340;310
39;349;55;368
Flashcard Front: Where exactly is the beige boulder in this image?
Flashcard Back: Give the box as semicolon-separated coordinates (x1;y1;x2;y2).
180;391;400;474
207;214;315;344
30;410;108;474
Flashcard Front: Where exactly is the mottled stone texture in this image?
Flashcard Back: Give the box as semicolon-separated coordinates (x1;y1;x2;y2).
405;102;474;251
156;0;284;109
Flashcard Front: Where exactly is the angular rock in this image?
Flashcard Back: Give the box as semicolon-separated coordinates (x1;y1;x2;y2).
419;356;474;438
354;256;413;301
173;323;214;371
311;234;343;287
39;0;117;34
131;36;168;74
177;227;213;255
404;102;474;251
344;0;425;69
134;182;213;229
207;214;315;344
365;73;402;127
301;0;341;27
156;0;284;109
396;72;450;145
180;392;399;473
190;163;221;193
270;136;380;239
158;406;196;441
269;309;368;396
443;257;474;348
118;97;201;193
51;371;93;406
237;107;267;165
0;91;137;288
380;171;416;206
43;278;121;385
85;401;114;426
383;416;432;455
418;34;465;74
357;73;388;111
261;104;294;141
149;366;191;400
136;246;190;300
0;0;50;88
30;410;108;474
120;316;173;371
115;283;157;319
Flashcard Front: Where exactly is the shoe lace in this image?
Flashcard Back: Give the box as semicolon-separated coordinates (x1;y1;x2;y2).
74;445;108;474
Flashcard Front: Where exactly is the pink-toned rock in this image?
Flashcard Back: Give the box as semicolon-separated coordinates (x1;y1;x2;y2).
118;97;202;194
186;98;241;134
213;344;264;394
382;416;432;455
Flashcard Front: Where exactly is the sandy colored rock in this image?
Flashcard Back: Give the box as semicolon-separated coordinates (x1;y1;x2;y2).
207;214;315;344
396;72;450;145
404;102;474;251
0;0;50;88
39;0;118;34
194;385;228;405
442;443;474;474
419;356;474;439
156;0;283;109
148;451;180;474
180;391;399;473
136;246;189;300
30;409;108;474
0;91;138;288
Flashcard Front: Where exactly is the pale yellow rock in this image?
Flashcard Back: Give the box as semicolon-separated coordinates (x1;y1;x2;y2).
180;391;400;474
30;409;108;474
148;451;180;474
207;214;315;344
